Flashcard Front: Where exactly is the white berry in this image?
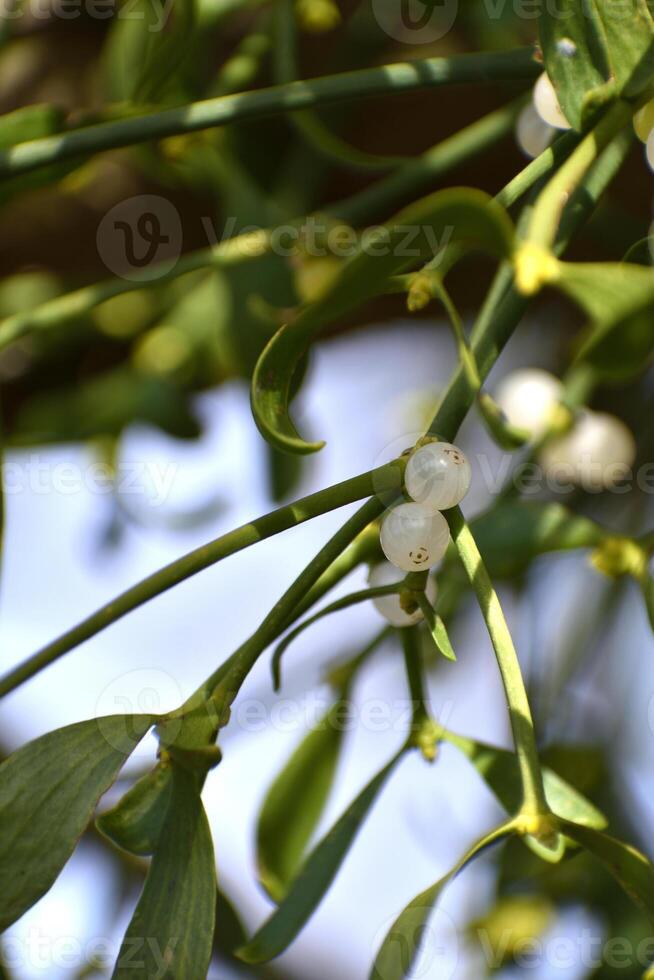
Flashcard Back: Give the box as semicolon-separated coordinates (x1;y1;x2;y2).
516;102;555;159
495;368;563;440
533;72;571;131
645;129;654;173
634;98;654;143
380;502;450;572
405;442;471;511
541;410;636;490
368;562;437;628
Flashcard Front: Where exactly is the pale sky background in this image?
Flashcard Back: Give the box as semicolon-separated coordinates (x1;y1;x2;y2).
1;320;653;979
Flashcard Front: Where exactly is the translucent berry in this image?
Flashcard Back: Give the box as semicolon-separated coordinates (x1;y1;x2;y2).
516;102;554;159
380;502;450;572
405;442;471;511
541;410;636;490
634;98;654;143
495;368;563;440
533;73;571;131
368;562;437;628
646;129;654;173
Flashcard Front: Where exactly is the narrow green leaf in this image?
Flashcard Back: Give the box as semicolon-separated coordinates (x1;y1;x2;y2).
416;594;456;662
560;820;654;926
470;501;604;578
554;262;654;378
251;188;513;454
103;0;196;105
0;104;64;149
370;823;513;980
112;766;216;979
256;698;349;902
239;749;406;963
445;733;606;831
96;763;173;856
0;715;154;930
214;887;247;960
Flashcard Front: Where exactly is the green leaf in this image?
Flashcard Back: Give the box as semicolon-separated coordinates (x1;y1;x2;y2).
112;766;216;979
539;1;612;131
470;501;604;578
239;749;406;964
103;0;196;105
539;0;654;130
96;763;173;856
560;820;654;926
14;368;201;444
0;105;72;205
0;104;64;149
445;733;607;831
256;698;349;902
416;594;456;661
214;887;247;960
554;262;654;379
251;188;513;454
0;714;154;930
594;0;654;98
369;823;513;980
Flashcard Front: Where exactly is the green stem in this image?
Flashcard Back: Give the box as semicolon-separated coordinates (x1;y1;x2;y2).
290;525;380;624
1;126;629;699
401;627;430;726
335;98;526;225
515;102;634;293
427;130;632;440
446;507;548;816
0;102;521;353
206;496;385;709
0;49;538;180
530;101;633;249
0;462;401;698
274;0;409;172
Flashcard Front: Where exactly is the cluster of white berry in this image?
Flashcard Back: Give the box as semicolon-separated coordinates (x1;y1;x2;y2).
495;368;636;487
369;443;472;626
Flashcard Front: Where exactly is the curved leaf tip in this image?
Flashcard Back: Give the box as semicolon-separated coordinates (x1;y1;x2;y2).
251;187;514;455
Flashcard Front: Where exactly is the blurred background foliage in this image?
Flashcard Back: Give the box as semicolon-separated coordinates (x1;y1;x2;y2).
0;0;654;977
